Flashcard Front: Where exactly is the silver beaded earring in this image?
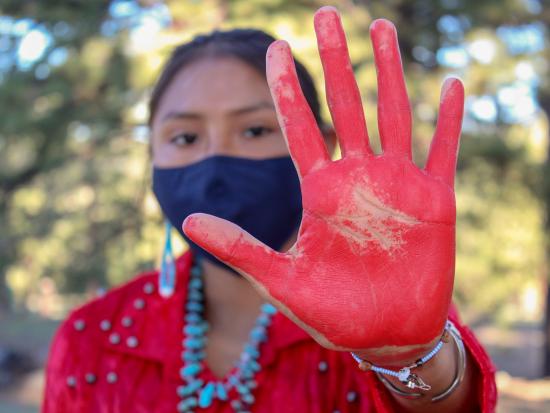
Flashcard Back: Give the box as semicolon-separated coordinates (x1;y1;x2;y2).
159;220;176;297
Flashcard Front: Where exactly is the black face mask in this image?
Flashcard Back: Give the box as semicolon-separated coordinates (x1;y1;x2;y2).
152;155;302;274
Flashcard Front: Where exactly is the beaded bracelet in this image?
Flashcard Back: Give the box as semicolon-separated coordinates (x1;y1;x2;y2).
374;320;466;402
350;320;453;392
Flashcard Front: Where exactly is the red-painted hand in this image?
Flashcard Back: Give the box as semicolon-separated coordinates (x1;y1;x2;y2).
183;6;464;365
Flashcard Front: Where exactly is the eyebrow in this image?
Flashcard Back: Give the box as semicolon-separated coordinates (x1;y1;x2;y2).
162;101;275;122
229;101;276;115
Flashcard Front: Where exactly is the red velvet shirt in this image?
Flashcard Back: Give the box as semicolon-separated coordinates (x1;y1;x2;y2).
42;251;497;412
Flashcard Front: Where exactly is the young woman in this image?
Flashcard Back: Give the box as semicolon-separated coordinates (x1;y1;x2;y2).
42;6;497;413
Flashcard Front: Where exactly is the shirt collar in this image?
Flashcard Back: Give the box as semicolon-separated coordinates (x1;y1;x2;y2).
102;250;311;369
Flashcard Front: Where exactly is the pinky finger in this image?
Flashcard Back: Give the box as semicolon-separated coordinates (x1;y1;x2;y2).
425;78;464;187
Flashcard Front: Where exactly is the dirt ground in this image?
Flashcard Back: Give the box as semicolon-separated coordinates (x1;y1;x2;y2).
1;315;549;412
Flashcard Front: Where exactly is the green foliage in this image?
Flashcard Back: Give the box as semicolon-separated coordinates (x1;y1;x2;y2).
455;131;545;322
0;0;156;311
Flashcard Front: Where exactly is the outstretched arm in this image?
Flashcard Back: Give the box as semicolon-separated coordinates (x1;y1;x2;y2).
184;6;492;411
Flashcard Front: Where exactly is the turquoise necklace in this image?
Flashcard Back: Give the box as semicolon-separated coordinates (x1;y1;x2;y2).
177;262;277;413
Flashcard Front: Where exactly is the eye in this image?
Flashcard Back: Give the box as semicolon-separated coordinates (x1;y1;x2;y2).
170;132;197;146
243;126;273;139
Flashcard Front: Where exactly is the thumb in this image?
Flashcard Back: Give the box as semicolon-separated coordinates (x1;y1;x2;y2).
182;213;290;293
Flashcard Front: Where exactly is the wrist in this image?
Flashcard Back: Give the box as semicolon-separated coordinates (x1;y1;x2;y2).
351;336;440;368
383;334;456;396
360;320;468;408
351;320;464;399
351;322;448;368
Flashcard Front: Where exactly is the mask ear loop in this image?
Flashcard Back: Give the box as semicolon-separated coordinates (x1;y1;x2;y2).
159;219;176;298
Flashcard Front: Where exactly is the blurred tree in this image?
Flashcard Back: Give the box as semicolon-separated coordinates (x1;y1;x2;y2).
0;0;154;314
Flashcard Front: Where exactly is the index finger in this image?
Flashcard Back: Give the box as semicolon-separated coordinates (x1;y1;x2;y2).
266;40;331;179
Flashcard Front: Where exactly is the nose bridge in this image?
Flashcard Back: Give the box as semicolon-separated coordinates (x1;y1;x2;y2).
205;119;235;157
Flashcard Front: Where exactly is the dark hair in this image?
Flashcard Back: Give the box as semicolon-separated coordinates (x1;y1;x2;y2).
148;28;325;128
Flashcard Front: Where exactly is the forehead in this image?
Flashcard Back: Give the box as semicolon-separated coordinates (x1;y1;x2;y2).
153;57;273;122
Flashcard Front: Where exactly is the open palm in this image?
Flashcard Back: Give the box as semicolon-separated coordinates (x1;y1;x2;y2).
183;6;464;365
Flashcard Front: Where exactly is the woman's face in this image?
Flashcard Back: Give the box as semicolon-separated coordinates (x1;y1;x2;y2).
151;57;295;167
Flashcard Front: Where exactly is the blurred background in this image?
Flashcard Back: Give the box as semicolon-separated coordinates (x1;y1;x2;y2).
0;0;549;411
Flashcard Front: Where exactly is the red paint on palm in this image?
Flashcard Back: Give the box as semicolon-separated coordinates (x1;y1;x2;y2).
183;6;464;365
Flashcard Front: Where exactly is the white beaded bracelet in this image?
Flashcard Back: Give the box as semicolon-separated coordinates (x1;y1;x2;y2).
351;321;454;391
366;320;466;402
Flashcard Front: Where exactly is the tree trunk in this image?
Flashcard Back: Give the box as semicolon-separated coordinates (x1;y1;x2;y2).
544;283;550;376
539;90;550;377
0;198;14;315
